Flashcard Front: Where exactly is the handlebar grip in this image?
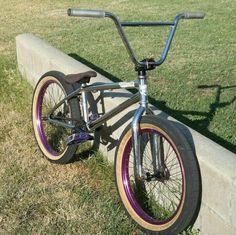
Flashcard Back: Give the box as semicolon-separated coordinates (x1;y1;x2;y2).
67;8;106;18
183;12;205;19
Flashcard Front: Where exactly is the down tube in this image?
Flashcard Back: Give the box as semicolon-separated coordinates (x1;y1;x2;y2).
89;93;139;130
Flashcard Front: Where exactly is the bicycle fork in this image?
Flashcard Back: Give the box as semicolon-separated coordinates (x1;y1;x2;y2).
132;71;165;180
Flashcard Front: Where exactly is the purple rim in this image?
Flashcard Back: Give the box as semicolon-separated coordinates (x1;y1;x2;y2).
122;128;185;225
36;80;62;156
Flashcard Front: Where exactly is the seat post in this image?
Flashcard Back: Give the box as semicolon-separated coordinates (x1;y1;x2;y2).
81;83;89;124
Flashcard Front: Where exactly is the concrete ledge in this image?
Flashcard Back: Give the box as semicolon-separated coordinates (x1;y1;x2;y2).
16;33;236;235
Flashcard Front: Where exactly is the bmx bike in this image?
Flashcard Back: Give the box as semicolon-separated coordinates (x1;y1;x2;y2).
32;8;205;234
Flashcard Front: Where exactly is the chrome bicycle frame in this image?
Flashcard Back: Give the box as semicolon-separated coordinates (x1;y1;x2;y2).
47;72;153;179
48;80;140;131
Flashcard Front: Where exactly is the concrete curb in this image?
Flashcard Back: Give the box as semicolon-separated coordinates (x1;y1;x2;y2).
16;33;236;235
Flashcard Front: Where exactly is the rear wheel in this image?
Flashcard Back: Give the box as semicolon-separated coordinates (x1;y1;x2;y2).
115;115;201;234
32;71;81;163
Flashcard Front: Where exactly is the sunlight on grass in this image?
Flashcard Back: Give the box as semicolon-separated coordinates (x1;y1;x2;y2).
0;0;235;234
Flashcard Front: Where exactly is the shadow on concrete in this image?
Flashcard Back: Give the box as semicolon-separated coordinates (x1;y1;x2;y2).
68;53;236;154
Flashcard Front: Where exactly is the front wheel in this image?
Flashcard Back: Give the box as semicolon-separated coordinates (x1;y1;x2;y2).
115;115;201;235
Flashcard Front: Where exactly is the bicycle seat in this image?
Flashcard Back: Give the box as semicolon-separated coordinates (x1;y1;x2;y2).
64;71;97;84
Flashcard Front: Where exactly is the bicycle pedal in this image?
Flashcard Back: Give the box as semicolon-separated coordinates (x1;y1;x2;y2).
66;132;93;145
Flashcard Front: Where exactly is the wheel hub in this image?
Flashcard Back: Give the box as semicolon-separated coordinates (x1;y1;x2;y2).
145;168;170;182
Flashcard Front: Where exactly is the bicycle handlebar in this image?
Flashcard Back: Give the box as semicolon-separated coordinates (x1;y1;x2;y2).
67;8;106;18
182;12;205;19
67;8;205;20
68;8;205;70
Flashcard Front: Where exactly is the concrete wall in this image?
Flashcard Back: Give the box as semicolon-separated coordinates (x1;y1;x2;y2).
16;33;236;235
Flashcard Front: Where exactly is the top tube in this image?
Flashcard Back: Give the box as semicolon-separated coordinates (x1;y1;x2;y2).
68;9;205;71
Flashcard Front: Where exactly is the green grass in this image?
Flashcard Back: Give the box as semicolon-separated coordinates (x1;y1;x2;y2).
0;0;235;234
0;0;235;151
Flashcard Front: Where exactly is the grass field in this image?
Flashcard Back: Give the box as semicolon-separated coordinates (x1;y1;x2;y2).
0;0;235;234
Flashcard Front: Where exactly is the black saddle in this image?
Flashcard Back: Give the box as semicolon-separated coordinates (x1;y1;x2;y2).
64;71;97;84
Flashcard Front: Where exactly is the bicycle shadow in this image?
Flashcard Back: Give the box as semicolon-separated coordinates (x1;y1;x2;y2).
68;53;236;154
150;85;236;153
